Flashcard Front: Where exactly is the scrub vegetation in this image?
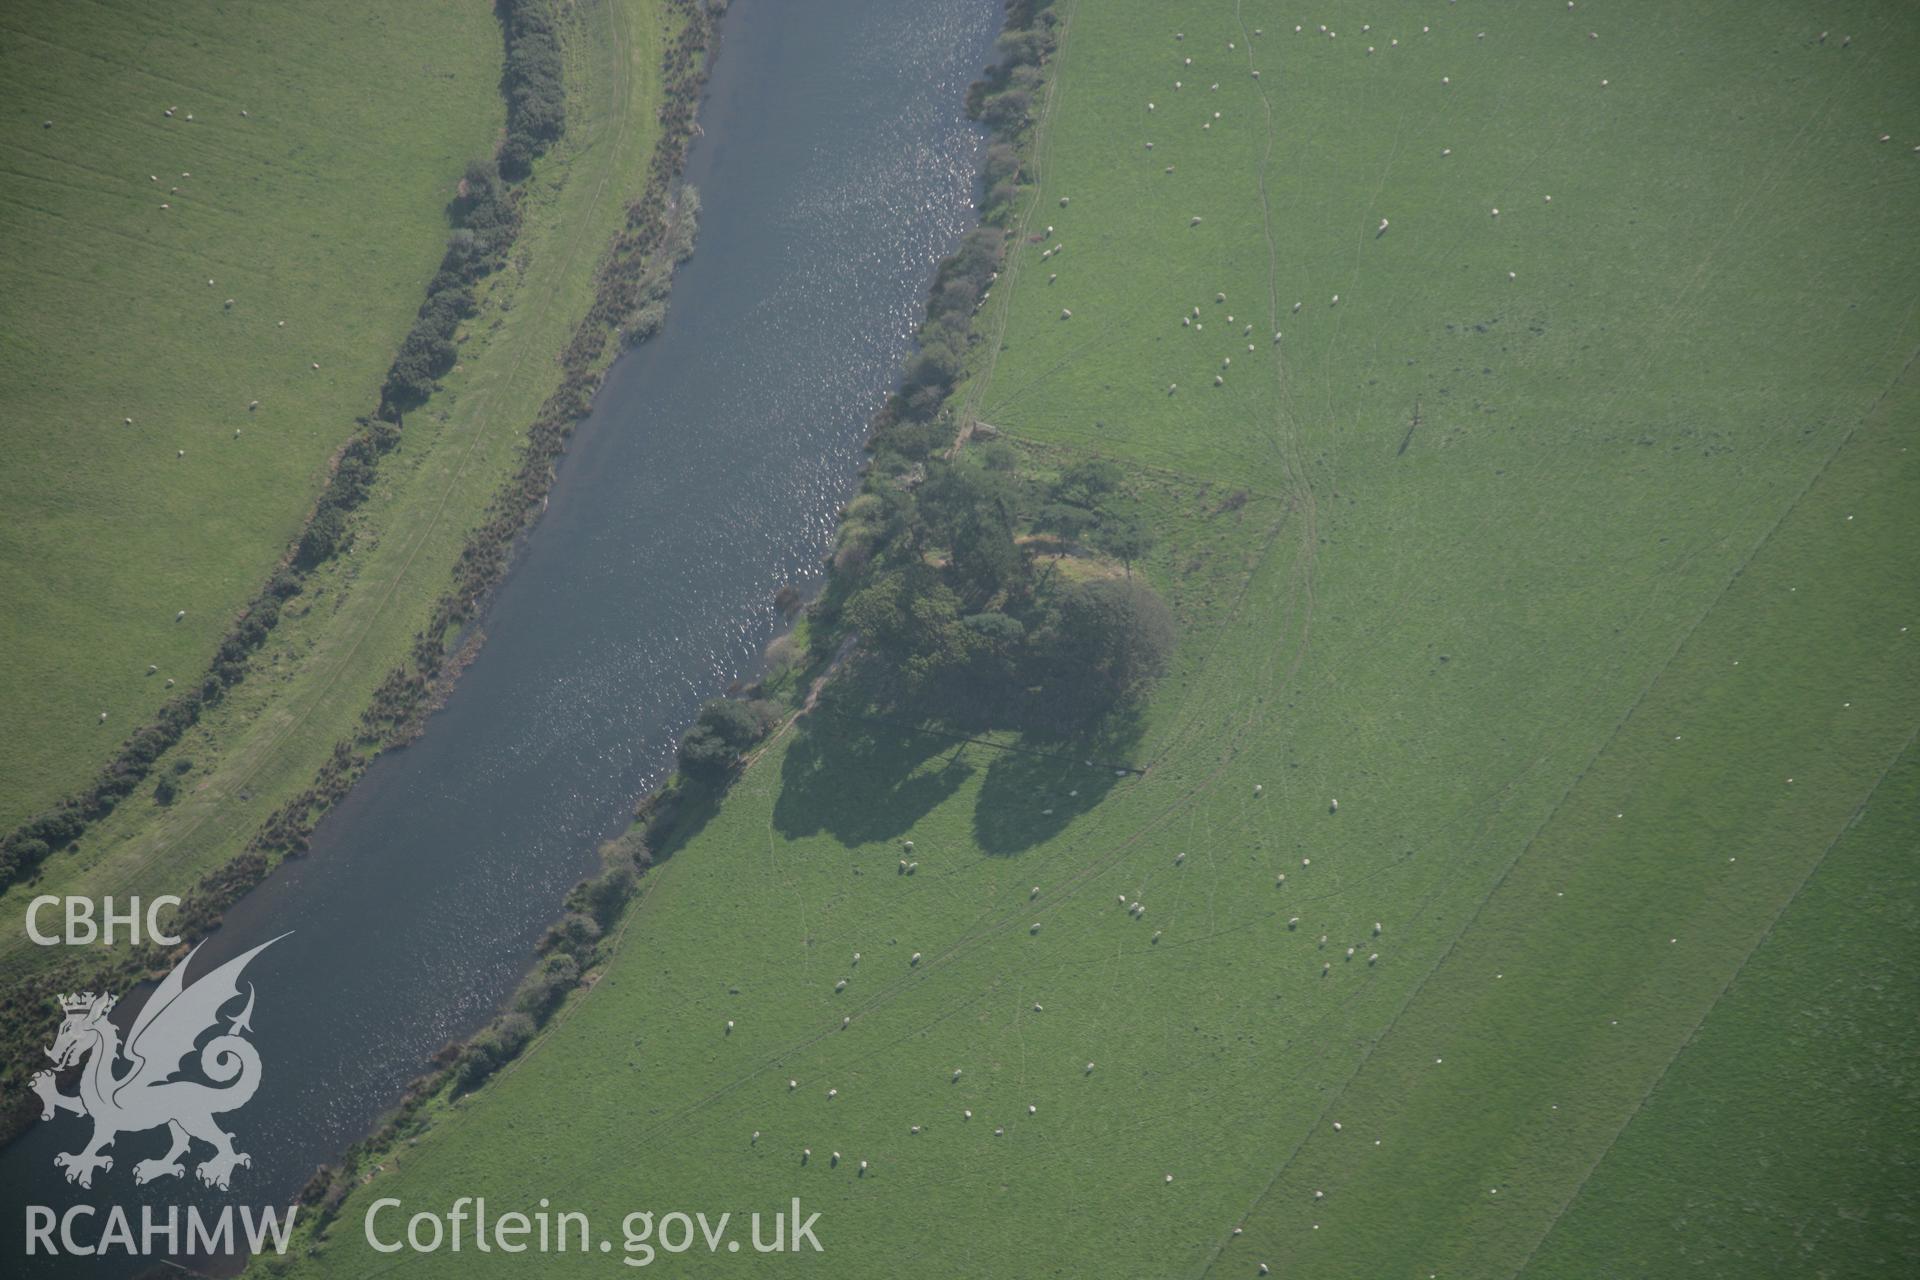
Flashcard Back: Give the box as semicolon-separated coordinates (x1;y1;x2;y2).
194;0;1920;1274
0;0;504;839
0;0;711;1140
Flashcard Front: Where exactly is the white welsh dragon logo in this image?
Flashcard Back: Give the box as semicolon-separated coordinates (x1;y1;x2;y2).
30;935;285;1191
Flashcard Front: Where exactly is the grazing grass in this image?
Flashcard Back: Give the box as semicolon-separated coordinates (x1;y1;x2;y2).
0;0;673;981
0;0;502;828
277;0;1918;1276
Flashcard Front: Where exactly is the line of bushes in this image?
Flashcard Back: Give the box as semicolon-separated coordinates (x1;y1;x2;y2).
0;8;557;899
0;0;627;1146
240;3;714;869
253;0;1058;1240
498;0;568;179
292;821;645;1237
795;4;1177;734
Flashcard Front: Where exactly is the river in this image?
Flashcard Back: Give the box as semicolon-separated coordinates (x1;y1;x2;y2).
0;0;999;1270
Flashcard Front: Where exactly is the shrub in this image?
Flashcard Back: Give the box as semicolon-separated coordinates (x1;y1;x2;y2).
512;953;580;1019
676;698;773;784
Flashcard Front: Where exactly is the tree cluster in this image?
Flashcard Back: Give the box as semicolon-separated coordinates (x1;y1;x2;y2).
823;455;1171;732
676;697;779;784
966;1;1058;221
497;0;567;179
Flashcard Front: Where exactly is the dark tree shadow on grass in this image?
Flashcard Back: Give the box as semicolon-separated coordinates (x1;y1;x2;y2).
971;707;1146;856
772;699;976;847
773;673;1150;857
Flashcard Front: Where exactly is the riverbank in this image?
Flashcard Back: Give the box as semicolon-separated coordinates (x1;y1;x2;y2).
261;1;1919;1276
0;0;703;1141
0;1;502;834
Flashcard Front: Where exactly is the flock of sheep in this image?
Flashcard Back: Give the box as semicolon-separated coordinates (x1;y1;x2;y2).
712;9;1904;1266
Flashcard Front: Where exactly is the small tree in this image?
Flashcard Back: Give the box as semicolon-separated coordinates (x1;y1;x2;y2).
1097;518;1154;579
676;699;774;784
1041;578;1175;716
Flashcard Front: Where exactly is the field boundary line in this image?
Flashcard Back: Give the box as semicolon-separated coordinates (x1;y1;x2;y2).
1193;330;1919;1277
0;0;649;973
949;0;1076;456
1509;727;1920;1278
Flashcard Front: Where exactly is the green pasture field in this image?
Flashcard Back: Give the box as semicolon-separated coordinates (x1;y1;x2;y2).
0;0;674;984
280;0;1918;1276
0;0;501;828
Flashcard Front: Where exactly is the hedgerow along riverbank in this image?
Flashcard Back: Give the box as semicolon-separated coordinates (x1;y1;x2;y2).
0;0;504;834
0;0;712;1146
262;1;1920;1276
266;0;1054;1254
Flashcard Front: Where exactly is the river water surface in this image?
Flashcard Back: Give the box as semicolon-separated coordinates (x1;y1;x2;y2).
0;0;999;1270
